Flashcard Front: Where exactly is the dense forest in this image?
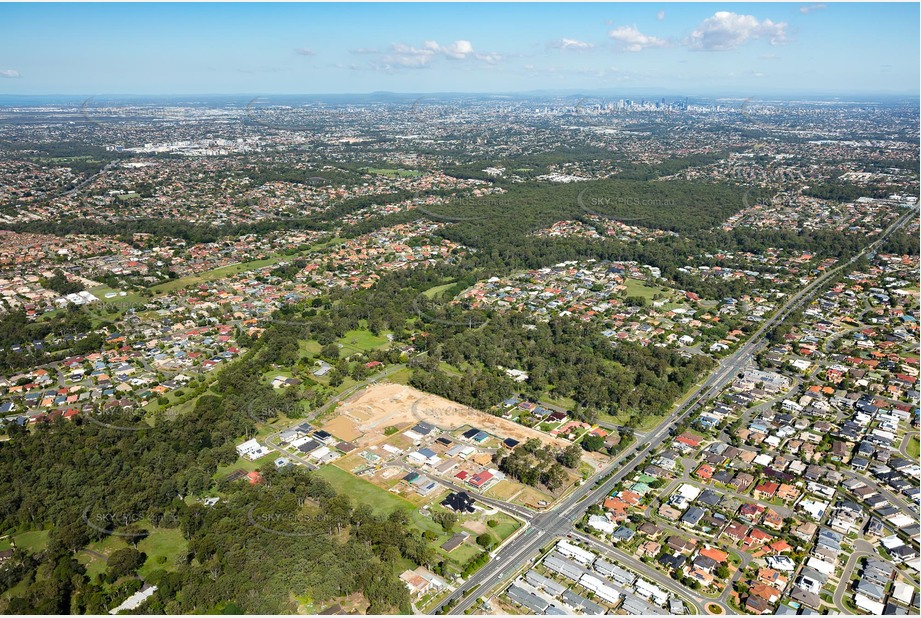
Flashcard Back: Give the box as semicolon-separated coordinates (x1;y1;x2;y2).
411;313;714;423
0;332;424;614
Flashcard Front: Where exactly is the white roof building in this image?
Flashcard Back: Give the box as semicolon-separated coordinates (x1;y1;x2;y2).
109;585;157;614
556;540;596;565
587;515;616;535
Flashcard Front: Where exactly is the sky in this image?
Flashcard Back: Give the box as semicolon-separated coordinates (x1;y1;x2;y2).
0;2;918;97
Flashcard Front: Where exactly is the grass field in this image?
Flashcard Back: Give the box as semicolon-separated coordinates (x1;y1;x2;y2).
386;367;412;385
78;550;109;580
88;286;146;307
540;394;577;411
76;525;188;580
10;530;50;553
137;527;188;578
444;541;481;565
485;480;552;507
597;410;663;432
315;464;414;516
622;278;672;301
299;339;323;358
422;281;456;299
437;362;465;377
214;452;275;480
337;328;390;356
908;436;920;459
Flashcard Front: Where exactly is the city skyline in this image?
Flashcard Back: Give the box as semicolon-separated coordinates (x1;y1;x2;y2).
1;2;919;96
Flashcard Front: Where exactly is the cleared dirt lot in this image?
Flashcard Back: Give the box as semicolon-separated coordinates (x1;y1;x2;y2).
320;416;362;441
336;383;608;469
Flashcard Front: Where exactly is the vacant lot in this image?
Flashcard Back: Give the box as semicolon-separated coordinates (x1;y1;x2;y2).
908;436;920;458
337;383;607;469
485;480;552;508
314;464;415;516
321;416;362;441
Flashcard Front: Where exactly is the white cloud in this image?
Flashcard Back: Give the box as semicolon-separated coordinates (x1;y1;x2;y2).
608;25;669;52
475;52;502;65
657;10;666;21
349;47;379;55
294;47;315;56
384;39;496;68
0;69;21;78
426;39;474;59
549;38;594;51
799;4;827;14
686;11;788;51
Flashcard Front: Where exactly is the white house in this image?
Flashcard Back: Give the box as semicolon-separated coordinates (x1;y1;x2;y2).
236;438;269;461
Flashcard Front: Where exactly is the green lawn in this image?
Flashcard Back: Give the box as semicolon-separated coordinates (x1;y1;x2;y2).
75;525;187;580
314;465;414;516
11;530;49;553
444;541;481;566
337;328;390;356
78;533;128;579
264;369;294;386
437;362;465;377
78;551;109;580
409;509;446;536
137;527;188;578
214;452;275;480
299;340;323;358
622;278;672;300
87;286;146;310
387;367;412;385
907;436;920;459
482;513;521;543
422;281;456;299
540;394;577;410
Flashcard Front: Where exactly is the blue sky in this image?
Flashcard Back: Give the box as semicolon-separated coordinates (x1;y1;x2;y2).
0;2;917;96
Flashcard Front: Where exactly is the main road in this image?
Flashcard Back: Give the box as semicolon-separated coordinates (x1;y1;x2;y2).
431;206;918;615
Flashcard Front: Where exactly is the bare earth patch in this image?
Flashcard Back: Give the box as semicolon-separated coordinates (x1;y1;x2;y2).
321;416;361;441
462;520;488;535
337;383;608;470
